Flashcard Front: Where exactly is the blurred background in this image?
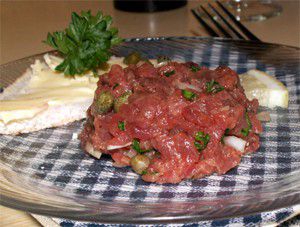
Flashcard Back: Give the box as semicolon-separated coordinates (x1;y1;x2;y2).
1;0;299;65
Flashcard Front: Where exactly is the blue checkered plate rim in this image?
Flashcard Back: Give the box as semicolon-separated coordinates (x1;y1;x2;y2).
0;37;299;224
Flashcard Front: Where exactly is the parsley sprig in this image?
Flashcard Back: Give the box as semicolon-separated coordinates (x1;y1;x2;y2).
44;10;123;76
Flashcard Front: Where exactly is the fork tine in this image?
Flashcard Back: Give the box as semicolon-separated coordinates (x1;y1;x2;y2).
200;5;232;39
191;9;219;37
208;3;245;40
216;1;261;41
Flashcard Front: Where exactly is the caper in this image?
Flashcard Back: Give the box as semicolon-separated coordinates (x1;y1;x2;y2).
98;62;110;71
113;91;132;112
157;55;171;64
94;91;114;114
123;52;142;65
130;154;150;174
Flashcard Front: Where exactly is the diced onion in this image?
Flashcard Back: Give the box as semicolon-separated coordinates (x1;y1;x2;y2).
256;111;271;122
107;142;132;150
175;81;201;92
85;142;102;159
223;136;247;153
157;61;168;67
126;149;137;158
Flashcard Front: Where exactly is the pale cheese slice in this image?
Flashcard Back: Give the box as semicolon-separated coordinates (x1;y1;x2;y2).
0;55;125;125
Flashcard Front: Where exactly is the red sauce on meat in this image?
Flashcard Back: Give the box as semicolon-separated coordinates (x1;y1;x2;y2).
80;61;262;184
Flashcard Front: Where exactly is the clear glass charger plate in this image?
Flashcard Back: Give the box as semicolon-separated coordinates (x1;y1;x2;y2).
0;37;299;224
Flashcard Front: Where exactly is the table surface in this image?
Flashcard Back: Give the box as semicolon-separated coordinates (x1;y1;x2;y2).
0;0;299;226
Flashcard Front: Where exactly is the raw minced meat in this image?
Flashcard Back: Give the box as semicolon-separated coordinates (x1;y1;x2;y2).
80;60;262;184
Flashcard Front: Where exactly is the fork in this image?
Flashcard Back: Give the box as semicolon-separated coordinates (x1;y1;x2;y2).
191;1;261;41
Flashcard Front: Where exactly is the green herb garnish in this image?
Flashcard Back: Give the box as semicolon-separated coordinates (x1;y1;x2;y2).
118;121;125;131
132;139;150;154
241;111;252;137
206;80;224;94
190;65;200;72
141;170;148;175
113;83;119;89
44;10;122;76
182;89;196;101
221;128;230;144
164;70;175;77
194;131;210;151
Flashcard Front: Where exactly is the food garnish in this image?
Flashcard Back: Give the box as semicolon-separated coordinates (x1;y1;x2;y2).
206;80;224;93
190;65;200;72
118;121;125;131
44;10;122;76
194;131;210;152
164;70;175;77
123;52;142;65
130;154;150;174
113;83;119;90
241;111;252;137
132;139;151;154
94;91;114;114
113;91;132;112
182;89;196;100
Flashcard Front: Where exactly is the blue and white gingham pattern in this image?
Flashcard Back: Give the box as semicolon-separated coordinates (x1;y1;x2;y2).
54;205;299;226
0;37;299;225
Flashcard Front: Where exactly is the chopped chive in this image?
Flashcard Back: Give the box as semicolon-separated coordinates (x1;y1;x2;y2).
206;80;224;94
190;65;200;72
221;128;230;144
118;121;125;131
194;131;210;152
182;89;196;101
113;83;119;89
241;111;252;136
132;139;151;154
225;128;230;135
164;70;175;77
141;170;147;175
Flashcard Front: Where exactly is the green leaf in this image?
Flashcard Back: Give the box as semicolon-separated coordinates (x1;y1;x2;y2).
43;10;122;76
44;33;57;48
111;37;123;46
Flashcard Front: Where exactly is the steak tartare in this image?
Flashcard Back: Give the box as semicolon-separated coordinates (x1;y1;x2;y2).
80;59;262;184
